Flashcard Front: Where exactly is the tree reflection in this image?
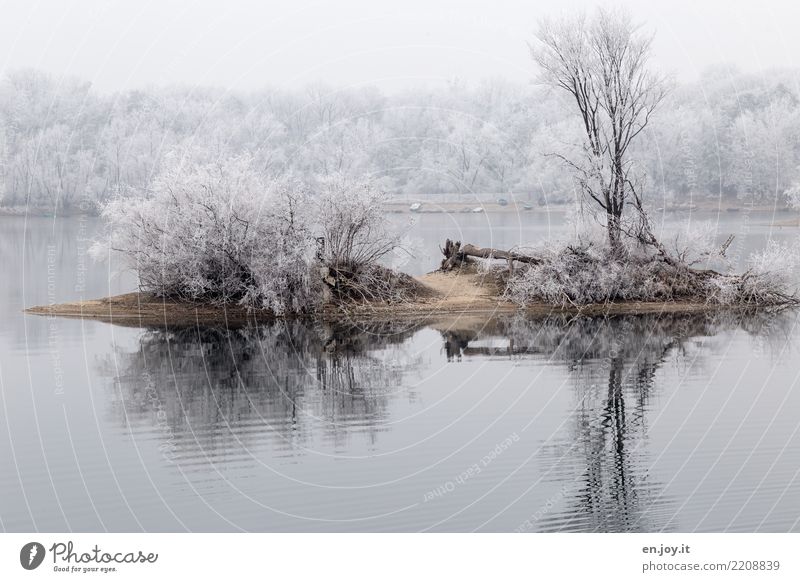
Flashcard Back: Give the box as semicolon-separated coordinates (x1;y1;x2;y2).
437;309;794;532
101;319;425;456
101;308;794;531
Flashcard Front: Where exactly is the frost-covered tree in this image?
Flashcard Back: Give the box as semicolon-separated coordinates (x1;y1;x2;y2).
3;66;800;211
531;7;668;247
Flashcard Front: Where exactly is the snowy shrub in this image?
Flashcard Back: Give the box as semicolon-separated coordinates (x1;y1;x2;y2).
706;239;800;306
666;221;729;268
315;174;397;270
93;153;319;315
313;174;423;304
506;240;674;307
505;232;800;308
92;157;413;313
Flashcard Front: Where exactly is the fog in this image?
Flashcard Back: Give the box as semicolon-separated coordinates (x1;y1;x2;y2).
5;1;800;538
4;1;800;212
1;0;799;92
3;66;800;211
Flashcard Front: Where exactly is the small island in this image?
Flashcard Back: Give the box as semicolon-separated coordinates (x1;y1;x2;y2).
27;263;737;328
25;9;800;327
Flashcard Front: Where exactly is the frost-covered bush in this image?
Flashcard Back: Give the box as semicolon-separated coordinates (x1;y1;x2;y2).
316;174;397;270
505;242;677;307
93;154;318;315
666;221;730;268
93;157;413;312
505;232;800;308
313;174;425;304
706;239;800;305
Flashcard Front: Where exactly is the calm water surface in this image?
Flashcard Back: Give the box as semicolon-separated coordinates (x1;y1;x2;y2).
1;211;799;532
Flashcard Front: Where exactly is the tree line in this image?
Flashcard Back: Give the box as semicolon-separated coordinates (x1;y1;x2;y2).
1;65;799;212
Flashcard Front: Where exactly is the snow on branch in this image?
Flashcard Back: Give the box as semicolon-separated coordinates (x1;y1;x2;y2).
92;152;410;314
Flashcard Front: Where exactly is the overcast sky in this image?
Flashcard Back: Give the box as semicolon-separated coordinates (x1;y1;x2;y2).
0;0;798;92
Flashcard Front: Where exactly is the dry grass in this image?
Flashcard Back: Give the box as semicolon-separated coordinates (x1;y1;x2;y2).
26;268;740;329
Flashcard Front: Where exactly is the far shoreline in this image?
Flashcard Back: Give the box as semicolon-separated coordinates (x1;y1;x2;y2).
3;202;797;219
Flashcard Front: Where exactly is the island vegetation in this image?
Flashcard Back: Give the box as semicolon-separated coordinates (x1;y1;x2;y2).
26;8;800;324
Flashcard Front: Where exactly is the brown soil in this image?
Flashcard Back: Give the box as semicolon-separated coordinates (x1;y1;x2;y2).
25;270;726;328
24;293;273;328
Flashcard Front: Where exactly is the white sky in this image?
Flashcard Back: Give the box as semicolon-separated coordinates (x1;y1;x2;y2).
0;0;798;92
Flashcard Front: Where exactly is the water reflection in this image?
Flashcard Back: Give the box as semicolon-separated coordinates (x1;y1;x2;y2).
102;309;794;531
441;310;793;531
100;319;426;455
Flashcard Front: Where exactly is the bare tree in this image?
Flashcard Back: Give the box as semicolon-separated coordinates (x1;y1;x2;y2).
531;7;668;249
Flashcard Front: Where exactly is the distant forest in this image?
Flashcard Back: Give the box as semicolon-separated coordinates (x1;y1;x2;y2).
1;66;799;211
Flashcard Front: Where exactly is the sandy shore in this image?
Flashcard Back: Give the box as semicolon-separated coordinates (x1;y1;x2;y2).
25;271;727;328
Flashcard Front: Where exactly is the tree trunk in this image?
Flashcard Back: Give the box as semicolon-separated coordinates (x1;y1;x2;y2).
606;209;623;252
440;239;542;271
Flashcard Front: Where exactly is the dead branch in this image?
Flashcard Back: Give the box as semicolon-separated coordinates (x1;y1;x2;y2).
439;239;543;271
719;234;735;257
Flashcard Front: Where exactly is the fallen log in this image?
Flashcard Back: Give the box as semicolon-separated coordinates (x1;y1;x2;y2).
440;239;542;271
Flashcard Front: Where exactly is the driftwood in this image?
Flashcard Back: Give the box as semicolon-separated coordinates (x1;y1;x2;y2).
440;239;542;271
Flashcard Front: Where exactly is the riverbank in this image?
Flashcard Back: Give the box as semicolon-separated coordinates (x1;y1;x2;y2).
4;201;794;218
25;270;729;327
383;200;795;215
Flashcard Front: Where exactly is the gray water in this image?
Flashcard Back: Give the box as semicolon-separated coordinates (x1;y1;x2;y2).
1;211;800;532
